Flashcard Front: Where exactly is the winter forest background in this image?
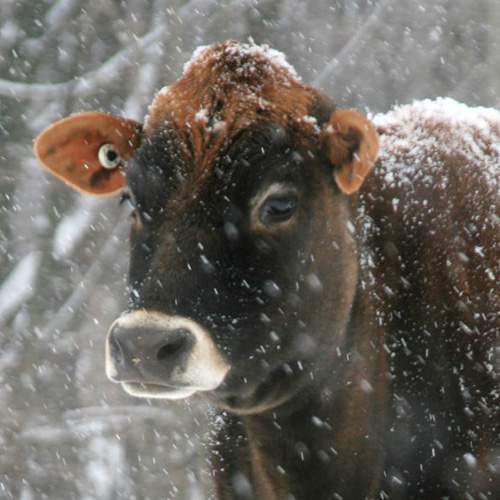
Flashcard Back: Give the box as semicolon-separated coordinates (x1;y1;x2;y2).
1;0;500;499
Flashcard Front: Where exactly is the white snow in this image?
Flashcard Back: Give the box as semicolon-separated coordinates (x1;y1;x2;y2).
0;21;21;45
360;378;374;393
52;198;101;260
83;436;126;500
306;273;324;293
463;452;478;468
183;44;211;74
371;98;500;188
228;43;300;80
194;108;209;123
0;251;42;324
298;114;320;134
144;84;170;126
183;41;301;82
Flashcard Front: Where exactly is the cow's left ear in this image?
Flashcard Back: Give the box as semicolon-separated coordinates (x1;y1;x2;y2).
34;112;142;196
320;109;379;195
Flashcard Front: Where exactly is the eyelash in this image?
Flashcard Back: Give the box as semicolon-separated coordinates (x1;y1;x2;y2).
120;190;135;209
251;183;299;229
259;194;298;225
119;190;139;221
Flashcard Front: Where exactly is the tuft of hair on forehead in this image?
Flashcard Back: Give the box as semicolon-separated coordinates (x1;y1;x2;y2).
144;41;323;171
182;41;301;83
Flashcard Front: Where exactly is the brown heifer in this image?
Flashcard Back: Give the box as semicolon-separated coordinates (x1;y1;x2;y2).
35;41;500;499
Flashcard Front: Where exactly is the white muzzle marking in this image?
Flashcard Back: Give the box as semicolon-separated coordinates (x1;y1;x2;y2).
106;310;230;399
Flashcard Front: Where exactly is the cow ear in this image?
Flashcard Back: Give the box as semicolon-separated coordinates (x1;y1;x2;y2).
34;112;142;196
320;109;379;195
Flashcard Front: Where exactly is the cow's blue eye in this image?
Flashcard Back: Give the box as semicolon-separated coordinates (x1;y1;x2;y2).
260;194;298;225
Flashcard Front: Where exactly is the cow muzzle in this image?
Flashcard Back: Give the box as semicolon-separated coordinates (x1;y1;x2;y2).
105;310;230;399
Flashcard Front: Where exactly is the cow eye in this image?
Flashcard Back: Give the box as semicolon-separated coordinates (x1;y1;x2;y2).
98;143;121;169
259;192;298;226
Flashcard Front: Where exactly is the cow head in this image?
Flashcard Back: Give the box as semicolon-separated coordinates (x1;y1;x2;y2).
35;41;378;414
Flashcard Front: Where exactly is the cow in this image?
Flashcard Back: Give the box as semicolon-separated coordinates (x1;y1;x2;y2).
34;41;500;499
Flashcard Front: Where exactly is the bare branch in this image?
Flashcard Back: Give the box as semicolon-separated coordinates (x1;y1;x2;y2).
21;406;180;442
0;78;72;100
44;0;81;28
0;252;42;326
313;0;392;89
37;215;129;339
0;25;164;100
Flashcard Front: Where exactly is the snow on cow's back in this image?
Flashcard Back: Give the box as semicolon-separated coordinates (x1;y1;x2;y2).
371;98;500;195
363;99;500;401
358;98;500;303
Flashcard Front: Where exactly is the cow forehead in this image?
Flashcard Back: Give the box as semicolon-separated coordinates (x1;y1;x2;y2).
143;41;321;171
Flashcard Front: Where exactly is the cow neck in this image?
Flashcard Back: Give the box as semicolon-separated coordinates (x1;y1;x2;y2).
234;284;388;500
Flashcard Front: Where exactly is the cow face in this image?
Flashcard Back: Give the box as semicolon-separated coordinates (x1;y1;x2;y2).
109;123;361;413
34;42;378;414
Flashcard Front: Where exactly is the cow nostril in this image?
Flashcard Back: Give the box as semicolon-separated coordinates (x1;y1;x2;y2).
109;327;124;363
156;329;191;364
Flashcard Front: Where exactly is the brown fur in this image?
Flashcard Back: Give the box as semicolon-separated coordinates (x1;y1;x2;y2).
34;42;500;500
145;41;320;172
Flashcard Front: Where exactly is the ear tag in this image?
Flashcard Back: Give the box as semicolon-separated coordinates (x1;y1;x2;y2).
98;143;122;169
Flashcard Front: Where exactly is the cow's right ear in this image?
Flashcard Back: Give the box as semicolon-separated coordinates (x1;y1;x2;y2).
320;109;379;195
34;112;142;196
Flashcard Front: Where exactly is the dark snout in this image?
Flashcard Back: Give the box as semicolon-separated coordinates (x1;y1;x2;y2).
105;310;230;399
107;324;194;384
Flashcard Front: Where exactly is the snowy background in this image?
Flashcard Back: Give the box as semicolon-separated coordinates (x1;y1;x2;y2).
1;0;500;499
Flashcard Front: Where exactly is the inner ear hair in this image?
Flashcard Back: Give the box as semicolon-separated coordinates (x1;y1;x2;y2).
329;127;362;167
320;109;379;195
